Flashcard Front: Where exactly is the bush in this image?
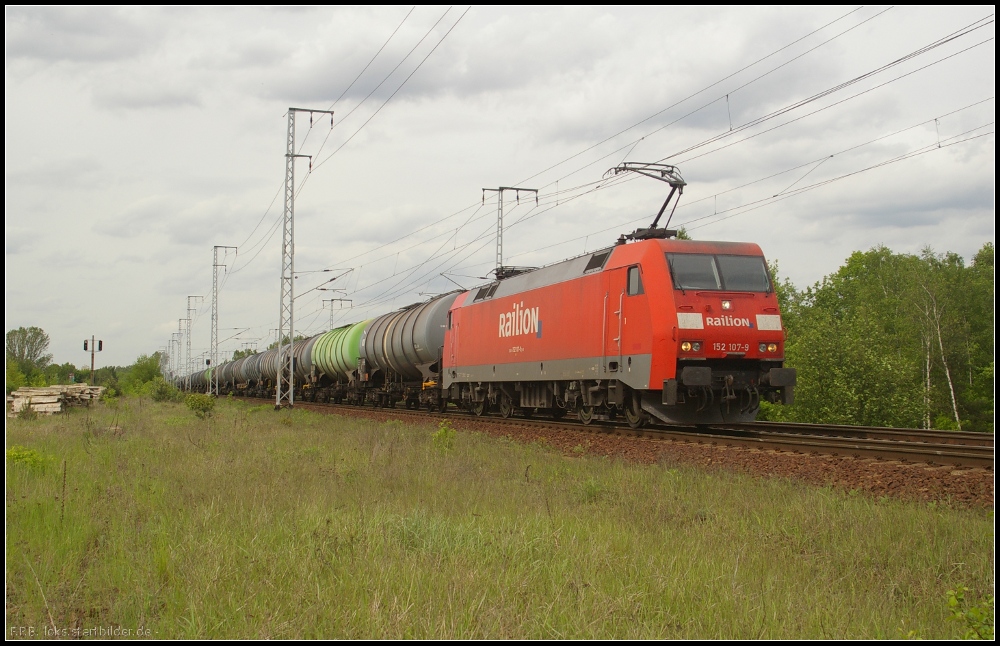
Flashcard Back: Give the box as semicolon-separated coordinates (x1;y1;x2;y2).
6;445;50;471
947;586;995;640
580;477;606;503
150;377;185;403
6;358;26;394
186;393;216;419
15;400;38;421
432;420;456;453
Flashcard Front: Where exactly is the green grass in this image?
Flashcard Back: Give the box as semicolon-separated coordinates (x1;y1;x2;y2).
5;398;994;639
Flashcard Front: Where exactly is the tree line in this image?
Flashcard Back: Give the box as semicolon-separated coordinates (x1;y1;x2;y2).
5;327;165;397
5;327;76;391
762;242;993;433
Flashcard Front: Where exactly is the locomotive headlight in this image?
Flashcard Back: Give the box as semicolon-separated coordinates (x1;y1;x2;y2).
722;300;732;310
768;343;778;353
692;342;702;352
759;343;767;353
681;341;692;352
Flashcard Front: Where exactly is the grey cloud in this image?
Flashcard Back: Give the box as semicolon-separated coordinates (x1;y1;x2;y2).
4;229;35;256
5;6;161;63
98;195;177;239
256;7;621;106
194;41;290;71
91;84;202;110
841;180;995;228
6;157;105;189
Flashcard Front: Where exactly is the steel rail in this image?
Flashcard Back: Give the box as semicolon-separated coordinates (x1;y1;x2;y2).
718;420;994;447
247;398;995;468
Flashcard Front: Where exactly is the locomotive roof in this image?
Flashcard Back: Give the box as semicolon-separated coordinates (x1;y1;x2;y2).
657;238;764;255
466;238;765;303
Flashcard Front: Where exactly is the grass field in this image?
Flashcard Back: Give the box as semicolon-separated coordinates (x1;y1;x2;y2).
5;398;994;639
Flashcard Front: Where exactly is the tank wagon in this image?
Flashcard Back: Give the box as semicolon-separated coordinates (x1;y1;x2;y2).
303;293;459;407
193;293;460;410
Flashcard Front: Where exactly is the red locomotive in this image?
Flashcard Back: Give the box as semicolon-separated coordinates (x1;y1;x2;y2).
441;163;795;426
442;237;795;426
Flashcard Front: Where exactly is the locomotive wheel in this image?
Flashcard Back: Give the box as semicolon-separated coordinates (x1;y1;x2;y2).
551;407;567;420
472;400;487;417
499;395;514;419
624;392;647;429
578;405;595;425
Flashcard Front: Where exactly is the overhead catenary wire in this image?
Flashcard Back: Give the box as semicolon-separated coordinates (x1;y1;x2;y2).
193;10;993;352
288;8;900;314
246;92;995;337
244;126;997;345
299;7;450;176
682;128;995;231
662;23;995;163
305;104;995;325
329;7;416;112
514;5;878;187
311;6;472;173
216;6;889;284
219;109;996;347
502;101;996;256
296;6;888;279
218;8;435;280
532;16;995;194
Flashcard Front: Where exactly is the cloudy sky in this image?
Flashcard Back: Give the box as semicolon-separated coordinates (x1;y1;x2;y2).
5;6;995;371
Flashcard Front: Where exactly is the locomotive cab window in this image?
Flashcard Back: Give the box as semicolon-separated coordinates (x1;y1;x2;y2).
666;253;771;292
473;282;500;302
627;266;644;295
666;253;721;290
583;249;612;273
716;255;771;292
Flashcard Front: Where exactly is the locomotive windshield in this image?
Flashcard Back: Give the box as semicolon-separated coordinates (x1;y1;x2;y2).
666;253;771;292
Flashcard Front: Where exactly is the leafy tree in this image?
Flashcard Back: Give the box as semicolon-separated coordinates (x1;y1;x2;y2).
6;327;52;375
267;334;307;350
149;376;185;403
6;358;27;394
231;348;257;361
119;353;162;394
766;244;993;431
186;393;215;418
42;362;82;386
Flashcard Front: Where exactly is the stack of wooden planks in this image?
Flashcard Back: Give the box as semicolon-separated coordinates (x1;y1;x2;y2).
7;384;105;417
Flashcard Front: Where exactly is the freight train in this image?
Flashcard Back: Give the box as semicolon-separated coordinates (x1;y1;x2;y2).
180;164;795;426
182;236;795;426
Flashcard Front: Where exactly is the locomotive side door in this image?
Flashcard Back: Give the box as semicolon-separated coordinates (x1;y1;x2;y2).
447;310;457;373
604;267;628;375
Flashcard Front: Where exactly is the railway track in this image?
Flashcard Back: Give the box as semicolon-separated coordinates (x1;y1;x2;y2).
252;398;994;469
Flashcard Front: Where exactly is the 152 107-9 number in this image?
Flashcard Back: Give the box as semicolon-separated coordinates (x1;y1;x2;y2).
712;342;749;352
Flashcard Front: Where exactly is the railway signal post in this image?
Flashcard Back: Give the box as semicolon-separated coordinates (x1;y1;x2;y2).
83;336;103;386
